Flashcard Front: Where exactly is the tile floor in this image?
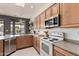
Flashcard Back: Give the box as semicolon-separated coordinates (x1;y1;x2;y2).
10;47;39;56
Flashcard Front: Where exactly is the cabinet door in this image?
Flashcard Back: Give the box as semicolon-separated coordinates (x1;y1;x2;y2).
73;4;79;24
60;3;73;26
33;36;37;49
0;40;3;56
24;36;33;47
35;16;41;29
16;36;33;49
37;38;40;53
40;12;46;28
60;3;79;27
46;7;52;19
39;16;41;28
33;36;40;53
16;37;22;49
52;3;59;16
37;16;41;29
34;18;36;28
54;46;75;56
34;17;38;29
54;50;64;56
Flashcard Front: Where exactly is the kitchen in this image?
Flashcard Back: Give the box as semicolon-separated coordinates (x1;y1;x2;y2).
0;3;79;56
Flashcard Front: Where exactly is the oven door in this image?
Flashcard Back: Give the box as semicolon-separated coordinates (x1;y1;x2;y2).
40;39;53;56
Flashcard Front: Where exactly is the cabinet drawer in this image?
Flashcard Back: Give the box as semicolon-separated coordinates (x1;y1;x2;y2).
54;46;75;56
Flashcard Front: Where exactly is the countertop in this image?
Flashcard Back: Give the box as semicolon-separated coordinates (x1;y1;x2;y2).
53;40;79;56
0;34;33;40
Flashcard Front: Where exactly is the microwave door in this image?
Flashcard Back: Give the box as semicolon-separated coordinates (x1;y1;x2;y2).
54;17;59;27
49;19;54;27
45;21;50;28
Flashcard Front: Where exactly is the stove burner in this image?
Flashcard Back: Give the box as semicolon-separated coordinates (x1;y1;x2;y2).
43;37;48;39
53;38;58;40
43;37;50;39
49;38;58;41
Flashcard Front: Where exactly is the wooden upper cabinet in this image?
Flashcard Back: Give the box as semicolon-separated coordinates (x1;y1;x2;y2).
51;3;59;16
36;16;39;29
37;16;41;29
34;18;37;28
34;16;39;29
60;3;79;27
46;7;52;19
34;16;41;29
40;12;46;28
38;16;41;28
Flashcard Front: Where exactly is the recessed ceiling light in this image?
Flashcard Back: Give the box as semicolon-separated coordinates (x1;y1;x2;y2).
31;5;33;8
15;3;25;7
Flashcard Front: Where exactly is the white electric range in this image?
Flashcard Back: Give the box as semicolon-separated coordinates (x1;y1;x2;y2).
40;32;64;56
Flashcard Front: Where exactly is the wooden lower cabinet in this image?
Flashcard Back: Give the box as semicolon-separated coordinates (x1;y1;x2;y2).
33;36;37;48
54;50;64;56
0;40;3;56
33;36;40;53
16;35;33;49
37;39;40;52
54;46;75;56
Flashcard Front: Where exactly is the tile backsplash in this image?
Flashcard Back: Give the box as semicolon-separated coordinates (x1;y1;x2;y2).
38;28;79;41
50;28;79;41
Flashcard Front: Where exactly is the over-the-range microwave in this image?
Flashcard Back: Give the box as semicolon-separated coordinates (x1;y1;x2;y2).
45;15;60;28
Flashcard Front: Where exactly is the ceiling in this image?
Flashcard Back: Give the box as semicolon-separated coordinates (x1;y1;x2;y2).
0;3;53;19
